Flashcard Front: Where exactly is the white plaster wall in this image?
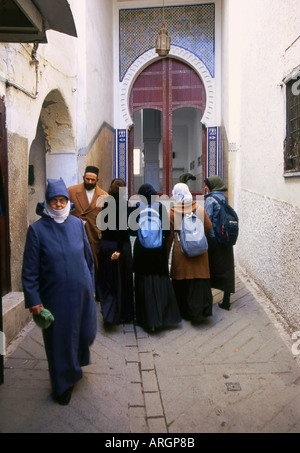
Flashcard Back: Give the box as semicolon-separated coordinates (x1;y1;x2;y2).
221;0;243;207
223;0;300;206
0;0;116;291
0;29;80;210
0;0;115;177
222;0;300;330
238;189;300;330
85;0;114;144
73;0;114;180
0;35;78;149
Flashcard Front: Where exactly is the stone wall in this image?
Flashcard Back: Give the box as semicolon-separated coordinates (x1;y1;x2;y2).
7;133;28;292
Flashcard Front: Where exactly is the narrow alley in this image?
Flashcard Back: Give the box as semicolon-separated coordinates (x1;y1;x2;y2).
0;270;299;434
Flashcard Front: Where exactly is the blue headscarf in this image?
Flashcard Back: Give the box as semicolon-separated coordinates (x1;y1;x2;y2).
42;178;71;223
45;178;69;202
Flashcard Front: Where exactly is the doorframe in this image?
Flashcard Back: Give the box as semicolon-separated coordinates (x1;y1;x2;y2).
128;58;208;197
129;113;207;198
0;97;11;297
117;47;219;198
0;97;10;385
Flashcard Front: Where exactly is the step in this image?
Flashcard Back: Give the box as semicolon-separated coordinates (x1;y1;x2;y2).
2;293;32;346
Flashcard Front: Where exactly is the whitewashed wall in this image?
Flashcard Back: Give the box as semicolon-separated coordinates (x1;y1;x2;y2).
0;0;115;290
222;0;300;330
85;0;114;152
0;8;80;289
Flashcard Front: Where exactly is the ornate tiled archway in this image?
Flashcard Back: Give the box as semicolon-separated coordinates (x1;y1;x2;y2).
117;49;220;185
120;46;216;129
116;3;222;184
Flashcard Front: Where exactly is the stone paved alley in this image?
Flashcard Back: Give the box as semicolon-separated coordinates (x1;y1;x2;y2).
0;270;299;434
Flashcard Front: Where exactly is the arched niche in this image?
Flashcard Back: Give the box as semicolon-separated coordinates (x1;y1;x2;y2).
28;89;76;223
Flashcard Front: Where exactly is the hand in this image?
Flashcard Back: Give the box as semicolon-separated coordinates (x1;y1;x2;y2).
111;252;120;261
29;304;44;316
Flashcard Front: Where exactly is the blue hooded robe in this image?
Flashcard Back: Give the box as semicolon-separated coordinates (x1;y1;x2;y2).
22;179;97;397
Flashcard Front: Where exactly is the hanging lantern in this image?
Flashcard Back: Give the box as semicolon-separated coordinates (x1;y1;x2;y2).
156;24;171;57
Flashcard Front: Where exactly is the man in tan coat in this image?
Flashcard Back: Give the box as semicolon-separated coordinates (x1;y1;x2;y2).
68;166;107;299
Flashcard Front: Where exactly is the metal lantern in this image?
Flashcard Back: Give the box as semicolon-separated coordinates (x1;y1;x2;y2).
156;24;171;57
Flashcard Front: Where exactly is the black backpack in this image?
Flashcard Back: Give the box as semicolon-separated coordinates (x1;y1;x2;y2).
210;195;239;246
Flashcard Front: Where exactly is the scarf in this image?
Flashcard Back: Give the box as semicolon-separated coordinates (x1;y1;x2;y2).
204;176;227;192
44;201;71;223
172;183;193;204
138;183;157;204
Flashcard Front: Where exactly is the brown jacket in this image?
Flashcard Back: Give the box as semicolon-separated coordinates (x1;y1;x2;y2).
167;201;212;280
68;183;107;278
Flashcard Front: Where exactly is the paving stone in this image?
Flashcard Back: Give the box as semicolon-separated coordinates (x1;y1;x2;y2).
125;345;139;363
129;406;149;433
142;370;159;393
0;273;299;433
144;391;164;418
127;382;144;407
147;417;168;433
140;352;155;371
125;361;141;383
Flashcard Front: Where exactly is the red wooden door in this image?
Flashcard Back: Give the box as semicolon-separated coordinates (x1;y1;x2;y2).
0;98;11;296
129;58;207;197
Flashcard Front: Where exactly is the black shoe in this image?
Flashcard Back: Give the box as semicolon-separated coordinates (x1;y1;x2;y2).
219;292;231;311
55;386;74;406
218;302;230;311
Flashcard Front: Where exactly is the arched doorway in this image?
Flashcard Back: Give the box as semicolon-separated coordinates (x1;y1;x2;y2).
28;90;76;224
128;58;207;197
28;119;46;225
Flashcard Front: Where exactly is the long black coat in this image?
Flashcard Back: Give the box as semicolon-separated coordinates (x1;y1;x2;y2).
97;199;134;324
204;193;235;293
131;202;170;276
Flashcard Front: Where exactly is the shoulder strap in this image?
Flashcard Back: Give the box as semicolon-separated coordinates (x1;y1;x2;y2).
210;195;226;205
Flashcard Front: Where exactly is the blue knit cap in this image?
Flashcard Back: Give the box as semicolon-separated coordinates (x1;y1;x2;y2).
45;178;69;202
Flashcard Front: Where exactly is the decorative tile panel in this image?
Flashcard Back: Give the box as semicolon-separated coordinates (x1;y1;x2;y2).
218;126;224;179
208;127;218;176
119;4;215;81
117;129;127;182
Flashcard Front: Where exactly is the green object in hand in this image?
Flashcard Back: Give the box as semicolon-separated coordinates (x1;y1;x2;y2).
33;307;55;330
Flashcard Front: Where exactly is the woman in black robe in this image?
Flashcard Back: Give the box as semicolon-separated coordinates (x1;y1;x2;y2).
132;184;181;332
97;179;134;325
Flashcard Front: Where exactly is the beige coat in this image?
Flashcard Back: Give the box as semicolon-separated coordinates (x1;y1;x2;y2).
167;201;212;280
68;183;107;278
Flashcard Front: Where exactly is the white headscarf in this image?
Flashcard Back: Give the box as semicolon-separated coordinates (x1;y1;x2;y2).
172;183;193;204
44;201;71;224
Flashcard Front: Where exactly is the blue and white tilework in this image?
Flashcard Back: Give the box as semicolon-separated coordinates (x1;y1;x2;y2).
119;4;215;81
117;129;127;182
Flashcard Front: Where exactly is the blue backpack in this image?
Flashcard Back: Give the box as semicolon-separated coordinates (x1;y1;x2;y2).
177;206;208;258
211;196;239;246
138;203;163;249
